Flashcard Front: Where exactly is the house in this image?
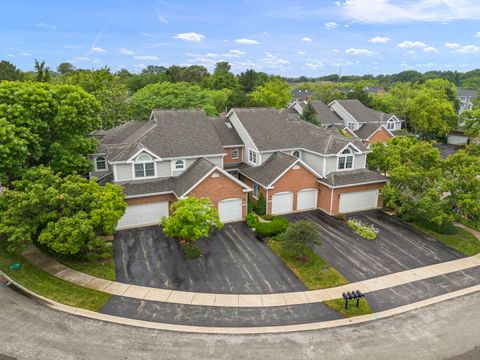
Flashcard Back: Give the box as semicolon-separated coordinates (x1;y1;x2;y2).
447;124;469;146
458;88;476;114
90;108;387;229
286;99;399;145
291;88;311;101
364;86;385;96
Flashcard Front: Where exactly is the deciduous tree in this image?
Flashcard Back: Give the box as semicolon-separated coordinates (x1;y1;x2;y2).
249;78;291;109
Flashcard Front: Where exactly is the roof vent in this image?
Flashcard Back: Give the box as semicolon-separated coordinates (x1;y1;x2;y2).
225;122;232;128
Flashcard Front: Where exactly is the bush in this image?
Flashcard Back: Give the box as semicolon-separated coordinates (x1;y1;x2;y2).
247;194;253;214
347;218;379;240
181;242;202;259
277;220;322;259
415;217;458;235
246;213;259;228
261;214;275;221
254;216;288;238
256;192;266;215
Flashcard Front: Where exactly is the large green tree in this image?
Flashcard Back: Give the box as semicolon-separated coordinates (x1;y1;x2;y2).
202;61;247;108
0;60;22;81
300;101;318;125
249;78;291;109
0;166;126;257
278;220;322;260
129;81;229;120
0;81;100;184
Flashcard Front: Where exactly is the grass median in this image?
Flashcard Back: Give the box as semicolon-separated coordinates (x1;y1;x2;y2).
0;245;111;311
60;258;116;281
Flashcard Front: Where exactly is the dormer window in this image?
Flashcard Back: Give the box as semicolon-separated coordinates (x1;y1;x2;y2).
95;156;107;171
175;160;186;170
338;148;354;170
347;122;356;131
292;150;300;158
387;119;395;130
134;153;155;178
248;149;258;165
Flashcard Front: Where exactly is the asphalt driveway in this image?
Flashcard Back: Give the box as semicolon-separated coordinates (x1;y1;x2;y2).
286;210;463;282
114;222;306;294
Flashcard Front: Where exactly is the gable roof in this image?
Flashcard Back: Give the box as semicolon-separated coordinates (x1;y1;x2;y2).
239;152;299;187
310;100;344;125
353;123;393;140
207;116;243;146
335;99;397;124
319;168;388;188
458;88;477;99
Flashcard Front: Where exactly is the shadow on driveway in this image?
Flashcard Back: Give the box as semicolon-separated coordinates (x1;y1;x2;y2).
114;222;306;294
286;210;463;282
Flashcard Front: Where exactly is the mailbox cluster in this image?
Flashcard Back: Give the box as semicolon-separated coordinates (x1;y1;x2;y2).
342;290;365;309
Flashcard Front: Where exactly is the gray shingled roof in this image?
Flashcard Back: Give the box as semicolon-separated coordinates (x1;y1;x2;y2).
231;108;368;155
354;123;386;139
207;116;243;146
335;99;395;124
458;88;477;99
310;100;344;125
117;177;175;197
319;168;388;187
239;152;302;187
173;157;216;196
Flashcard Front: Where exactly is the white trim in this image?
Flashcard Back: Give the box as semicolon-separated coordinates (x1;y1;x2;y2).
94;156;108;172
132;161;156;179
365;125;395;141
126;147;161;163
318;179;388;189
336;148;355;171
223;145;244;148
342;127;358;138
248;148;258;165
336;142;362;155
113;164;118;181
171;159;186;173
125;191;174;199
110;153;226;165
226;109;260;152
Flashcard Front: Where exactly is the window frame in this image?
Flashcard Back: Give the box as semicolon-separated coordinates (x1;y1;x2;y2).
174;159;186;170
133;153;156;179
95;156;107;172
231;148;239;160
347;122;356;131
337;148;354;170
253;182;260;199
248;149;258;165
386;120;395;130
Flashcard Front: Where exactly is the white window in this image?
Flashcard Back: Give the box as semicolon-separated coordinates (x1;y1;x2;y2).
338;148;354;170
253;182;260;198
248;149;258;164
134;153;155;178
231;148;239;159
387;120;395;130
347;122;356;131
292;150;300;158
174;160;186;170
95;156;107;171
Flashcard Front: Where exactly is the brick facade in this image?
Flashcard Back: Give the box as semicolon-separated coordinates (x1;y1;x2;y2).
223;147;243;164
364;127;392;145
188;170;248;219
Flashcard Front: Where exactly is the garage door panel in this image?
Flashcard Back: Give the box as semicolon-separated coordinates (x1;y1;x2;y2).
218;198;242;223
117;202;169;230
272;192;293;215
297;189;318;211
339;190;378;213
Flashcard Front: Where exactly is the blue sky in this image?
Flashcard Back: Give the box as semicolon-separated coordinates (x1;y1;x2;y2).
1;0;480;76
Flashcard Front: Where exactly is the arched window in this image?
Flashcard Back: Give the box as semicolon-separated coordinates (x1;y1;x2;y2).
175;160;186;170
134;153;155;178
292;150;300;158
387;119;395;130
95;156;107;171
338;148;354;170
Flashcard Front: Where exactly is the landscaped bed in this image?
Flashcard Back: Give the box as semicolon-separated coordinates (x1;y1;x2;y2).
0;245;111;311
324;298;373;318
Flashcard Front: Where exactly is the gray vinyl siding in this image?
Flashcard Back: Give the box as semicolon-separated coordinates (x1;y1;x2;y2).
227;111;257;165
325;157;339;175
115;164;133;181
330;102;357;128
325;153;367;175
156;160;171;178
302;151;326;176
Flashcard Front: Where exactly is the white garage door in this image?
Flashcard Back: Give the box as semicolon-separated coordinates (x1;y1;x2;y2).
297;189;318;211
339;190;378;213
117;202;169;230
272;192;294;215
218;198;243;223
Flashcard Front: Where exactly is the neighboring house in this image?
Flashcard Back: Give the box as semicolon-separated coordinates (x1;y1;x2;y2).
363;86;385;96
458;88;476;114
91;108;388;229
287;99;398;145
291;89;311;102
447;124;469;146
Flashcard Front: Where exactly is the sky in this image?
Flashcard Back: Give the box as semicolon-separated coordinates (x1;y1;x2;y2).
1;0;480;77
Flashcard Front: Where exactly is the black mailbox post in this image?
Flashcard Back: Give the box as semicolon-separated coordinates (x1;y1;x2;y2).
342;290;365;310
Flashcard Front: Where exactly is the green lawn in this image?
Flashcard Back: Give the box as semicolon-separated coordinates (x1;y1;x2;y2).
60;259;116;281
458;218;480;232
324;298;374;318
0;246;111;311
412;224;480;256
268;240;348;290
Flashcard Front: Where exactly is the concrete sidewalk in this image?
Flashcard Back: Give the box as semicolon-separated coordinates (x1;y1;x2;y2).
22;245;480;308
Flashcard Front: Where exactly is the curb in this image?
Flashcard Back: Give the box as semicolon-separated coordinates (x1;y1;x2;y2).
2;270;480;335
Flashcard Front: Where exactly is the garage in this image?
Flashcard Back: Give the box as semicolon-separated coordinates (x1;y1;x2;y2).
339;189;379;213
297;189;318;211
117;202;169;230
271;192;294;215
218;198;243;223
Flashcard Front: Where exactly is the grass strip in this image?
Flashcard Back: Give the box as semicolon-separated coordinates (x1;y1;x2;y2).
324;298;374;318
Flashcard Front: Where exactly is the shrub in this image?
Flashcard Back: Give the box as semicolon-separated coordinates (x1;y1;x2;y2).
256;192;266;215
261;214;275;221
181;242;202;259
347;218;379;240
415;217;458;235
277;220;322;259
247;194;254;214
246;213;259;228
254;216;288;238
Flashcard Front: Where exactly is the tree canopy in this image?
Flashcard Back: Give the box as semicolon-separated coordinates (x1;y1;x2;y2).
300;101;318;125
249;78;291;109
0;60;22;81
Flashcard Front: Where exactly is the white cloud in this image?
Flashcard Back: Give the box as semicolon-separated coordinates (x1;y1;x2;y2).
423;46;438;53
140;32;155;37
397;41;426;48
119;48;135;55
21;52;32;56
91;46;106;53
297;51;306;55
134;55;159;60
302;37;312;43
37;22;57;30
173;32;205;42
369;36;390;43
157;15;168;24
345;48;376;55
306;62;324;69
259;52;290;67
337;0;480;23
407;50;416;54
475;32;480;37
445;42;460;49
235;38;259;45
324;22;338;30
71;56;90;62
453;45;479;53
224;49;246;57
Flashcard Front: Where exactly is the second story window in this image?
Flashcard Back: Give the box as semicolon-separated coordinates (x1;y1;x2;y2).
134;153;155;178
347;122;356;131
387;120;395;130
338;148;354;170
248;149;258;165
231;148;239;159
253;182;260;198
95;156;107;171
175;160;186;170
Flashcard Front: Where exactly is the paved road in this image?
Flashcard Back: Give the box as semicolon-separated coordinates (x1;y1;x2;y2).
287;210;463;282
1;283;480;360
114;223;305;293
